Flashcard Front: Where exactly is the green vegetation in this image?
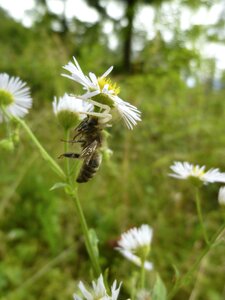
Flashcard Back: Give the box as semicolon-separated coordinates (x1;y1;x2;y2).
0;2;225;299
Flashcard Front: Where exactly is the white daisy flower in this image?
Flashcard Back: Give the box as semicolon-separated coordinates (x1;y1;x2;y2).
53;93;92;117
53;93;92;129
0;73;32;122
169;161;225;185
62;57;141;129
218;186;225;205
116;225;153;271
73;274;121;300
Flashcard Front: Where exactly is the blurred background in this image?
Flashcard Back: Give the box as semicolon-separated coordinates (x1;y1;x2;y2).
0;0;225;299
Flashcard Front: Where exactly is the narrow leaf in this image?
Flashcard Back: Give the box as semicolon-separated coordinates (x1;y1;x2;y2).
152;274;167;300
49;182;68;191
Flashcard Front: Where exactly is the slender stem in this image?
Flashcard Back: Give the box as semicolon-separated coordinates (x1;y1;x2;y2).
63;129;101;276
168;224;225;299
140;260;146;289
0;105;12;138
195;188;209;245
14;117;66;180
64;129;71;180
71;189;101;277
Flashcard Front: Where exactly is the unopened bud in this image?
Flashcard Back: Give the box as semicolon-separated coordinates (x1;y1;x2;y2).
0;138;14;152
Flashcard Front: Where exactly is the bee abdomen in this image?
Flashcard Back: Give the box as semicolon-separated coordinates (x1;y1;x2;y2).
76;153;102;183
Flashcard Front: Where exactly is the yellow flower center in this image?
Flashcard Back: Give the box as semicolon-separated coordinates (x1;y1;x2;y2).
91;77;120;108
193;166;205;177
0;89;14;106
97;77;120;95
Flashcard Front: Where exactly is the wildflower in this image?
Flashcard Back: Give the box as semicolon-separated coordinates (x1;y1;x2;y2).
218;186;225;205
136;289;151;300
73;274;121;300
116;224;153;271
62;57;141;129
53;93;92;130
169;161;225;186
0;73;32;122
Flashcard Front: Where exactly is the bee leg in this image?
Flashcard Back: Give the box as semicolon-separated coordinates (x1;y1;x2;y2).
60;138;85;144
58;153;80;159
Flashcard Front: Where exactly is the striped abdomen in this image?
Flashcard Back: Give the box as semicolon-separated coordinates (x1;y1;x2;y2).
76;152;102;183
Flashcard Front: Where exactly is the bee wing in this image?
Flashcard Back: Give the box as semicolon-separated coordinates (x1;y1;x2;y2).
80;140;98;164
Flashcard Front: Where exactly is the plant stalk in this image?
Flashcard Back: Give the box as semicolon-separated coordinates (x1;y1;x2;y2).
15;117;65;180
140;260;146;289
70;189;101;277
195;188;209;245
168;223;225;299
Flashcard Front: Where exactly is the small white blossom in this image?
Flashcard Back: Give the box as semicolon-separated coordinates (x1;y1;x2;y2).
116;225;153;271
218;186;225;205
169;161;225;185
53;94;93;129
136;289;151;300
62;57;141;129
73;274;121;300
0;73;32;122
53;93;92;118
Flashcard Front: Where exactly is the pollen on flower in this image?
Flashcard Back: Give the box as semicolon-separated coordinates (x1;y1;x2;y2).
0;89;14;106
193;166;205;177
98;77;120;95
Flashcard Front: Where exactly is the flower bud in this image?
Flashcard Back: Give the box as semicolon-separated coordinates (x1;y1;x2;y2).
53;94;92;130
0;138;14;152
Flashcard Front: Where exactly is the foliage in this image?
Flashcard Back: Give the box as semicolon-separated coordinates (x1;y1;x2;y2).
0;2;225;300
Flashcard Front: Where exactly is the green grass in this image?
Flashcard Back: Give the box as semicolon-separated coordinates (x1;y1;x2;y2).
0;74;225;300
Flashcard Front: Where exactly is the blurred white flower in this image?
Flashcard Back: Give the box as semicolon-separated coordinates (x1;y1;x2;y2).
116;224;153;271
53;93;92;129
169;161;225;185
62;57;141;129
218;186;225;205
0;73;32;122
73;274;121;300
136;289;151;300
53;93;92;117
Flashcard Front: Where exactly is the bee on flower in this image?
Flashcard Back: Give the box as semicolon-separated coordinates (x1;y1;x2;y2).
62;57;141;129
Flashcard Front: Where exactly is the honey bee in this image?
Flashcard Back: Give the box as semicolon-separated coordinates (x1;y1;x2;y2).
59;116;104;183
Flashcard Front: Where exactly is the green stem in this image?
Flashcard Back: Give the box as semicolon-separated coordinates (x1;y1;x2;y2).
140;261;146;289
168;223;225;299
14;116;65;180
195;188;209;245
70;188;101;277
64;129;71;181
0;105;12;138
63;128;101;276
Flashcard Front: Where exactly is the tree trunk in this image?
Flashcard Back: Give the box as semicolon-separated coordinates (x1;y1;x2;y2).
123;0;136;72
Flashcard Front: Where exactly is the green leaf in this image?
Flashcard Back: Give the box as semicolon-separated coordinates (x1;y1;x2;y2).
88;228;99;258
49;182;68;191
172;264;180;281
152;274;167;300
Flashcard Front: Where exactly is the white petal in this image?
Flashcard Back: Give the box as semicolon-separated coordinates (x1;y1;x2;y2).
101;66;113;78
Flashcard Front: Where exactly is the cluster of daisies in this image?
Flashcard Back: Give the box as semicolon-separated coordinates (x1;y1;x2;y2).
1;59;225;299
0;57;141;130
53;57;141;130
74;224;153;300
